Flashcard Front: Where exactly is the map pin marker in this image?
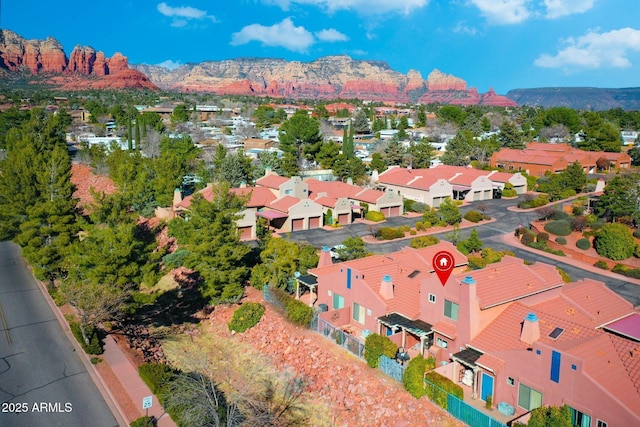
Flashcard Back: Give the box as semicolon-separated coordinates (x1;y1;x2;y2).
433;251;454;287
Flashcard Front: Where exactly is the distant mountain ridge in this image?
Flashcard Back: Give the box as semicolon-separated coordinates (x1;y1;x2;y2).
132;56;516;106
506;87;640;111
0;29;156;90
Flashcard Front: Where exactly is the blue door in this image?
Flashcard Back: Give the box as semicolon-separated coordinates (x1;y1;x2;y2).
481;372;494;401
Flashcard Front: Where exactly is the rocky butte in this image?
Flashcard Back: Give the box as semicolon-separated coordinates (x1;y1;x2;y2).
134;56;517;106
0;29;157;90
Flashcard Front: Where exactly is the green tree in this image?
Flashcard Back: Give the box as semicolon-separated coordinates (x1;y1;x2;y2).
169;185;251;303
595;173;640;222
498;120;524;149
438;197;462;225
526;405;572;427
594;223;636;260
313;104;329;120
332;154;367;184
315;141;341;169
171;103;192;124
382;135;407;166
441;130;474;166
461;228;483;254
352;109;370;133
218;150;254;187
437;105;467;126
251;238;318;290
342;126;354;159
581;112;621;152
407;137;435;169
278;110;322;167
335;237;370;260
369;152;387;173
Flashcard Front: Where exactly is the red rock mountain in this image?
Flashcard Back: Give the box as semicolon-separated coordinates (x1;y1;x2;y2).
0;29;157;90
134;56;517;106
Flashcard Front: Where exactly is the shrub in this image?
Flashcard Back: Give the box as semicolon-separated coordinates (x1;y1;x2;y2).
572;206;584;216
409;229;417;235
415;221;424;231
424;371;463;410
555;237;567;245
575;238;591;250
401;225;411;232
559;189;577;199
422;221;432;229
556;267;571;282
594;223;636;260
403;354;434;398
377;227;405;240
544;220;573;236
130;416;155;427
409;235;440;248
612;264;640;279
536;232;549;243
284;298;314;326
364;333;397;368
521;232;535;245
591;221;605;230
485;395;493;409
594;260;609;270
138;363;177;396
551;210;569;221
365;211;385;222
162;249;190;269
228;302;265;333
463;210;484;223
502;189;517;197
69;322;104;355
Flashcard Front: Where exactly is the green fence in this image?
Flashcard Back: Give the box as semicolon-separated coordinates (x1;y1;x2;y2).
424;379;507;427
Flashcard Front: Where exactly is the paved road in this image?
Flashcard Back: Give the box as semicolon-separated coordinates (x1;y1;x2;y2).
287;197;640;307
0;241;119;427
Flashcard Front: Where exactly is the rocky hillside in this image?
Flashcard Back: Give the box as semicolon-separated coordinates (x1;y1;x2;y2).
0;29;157;90
506;87;640;111
133;56;516;106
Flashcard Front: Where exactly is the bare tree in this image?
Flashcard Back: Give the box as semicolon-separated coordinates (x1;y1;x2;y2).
141;128;162;159
241;376;309;427
535;206;557;221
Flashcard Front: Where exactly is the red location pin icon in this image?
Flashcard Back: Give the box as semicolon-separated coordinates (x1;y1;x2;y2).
433;251;454;287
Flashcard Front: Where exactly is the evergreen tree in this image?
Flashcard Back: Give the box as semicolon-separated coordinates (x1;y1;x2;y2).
170;185;251;303
342;124;354;159
441;130;474;166
382;135;407;166
278;110;322;168
352;109;370;133
498;120;524;149
369;152;387;173
407;137;435;169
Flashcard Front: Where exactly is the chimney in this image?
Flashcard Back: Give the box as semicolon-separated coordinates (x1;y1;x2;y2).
240;181;247;188
347;177;353;186
521;312;540;345
265;166;273;176
459;275;480;343
172;188;182;209
317;246;333;268
380;274;394;300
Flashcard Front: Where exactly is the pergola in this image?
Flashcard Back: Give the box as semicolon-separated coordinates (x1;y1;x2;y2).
377;312;433;354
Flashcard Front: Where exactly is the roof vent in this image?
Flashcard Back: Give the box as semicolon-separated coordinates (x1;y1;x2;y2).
461;276;476;285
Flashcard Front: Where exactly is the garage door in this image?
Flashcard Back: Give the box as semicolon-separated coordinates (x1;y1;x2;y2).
483;190;492;200
473;191;481;201
309;216;321;229
292;218;304;231
338;213;350;224
238;226;252;240
432;197;444;208
380;207;391;217
389;206;401;217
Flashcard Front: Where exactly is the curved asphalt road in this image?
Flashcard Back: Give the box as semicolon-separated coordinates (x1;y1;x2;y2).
287;197;640;308
0;241;119;427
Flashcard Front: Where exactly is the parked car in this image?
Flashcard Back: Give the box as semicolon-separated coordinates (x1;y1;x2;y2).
330;245;346;260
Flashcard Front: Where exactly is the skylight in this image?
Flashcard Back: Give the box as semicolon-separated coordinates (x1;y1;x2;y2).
408;270;421;278
549;327;564;339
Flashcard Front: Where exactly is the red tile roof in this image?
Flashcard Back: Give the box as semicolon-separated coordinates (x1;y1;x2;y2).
458;256;564;309
432;321;457;339
559;279;635;327
306;179;386;204
256;173;289;189
269;195;300;213
230;187;277;208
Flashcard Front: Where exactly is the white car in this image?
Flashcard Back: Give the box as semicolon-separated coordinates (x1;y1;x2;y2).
329;245;346;260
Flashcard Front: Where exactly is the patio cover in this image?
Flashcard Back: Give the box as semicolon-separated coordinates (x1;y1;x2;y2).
350;204;364;210
256;209;288;220
603;313;640;341
378;312;432;338
297;274;318;286
452;185;470;191
452;347;483;367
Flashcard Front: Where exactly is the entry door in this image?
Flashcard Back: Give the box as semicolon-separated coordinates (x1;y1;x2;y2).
481;372;494;401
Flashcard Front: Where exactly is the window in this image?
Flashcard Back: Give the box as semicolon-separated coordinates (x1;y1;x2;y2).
507;377;515;386
518;383;543;411
596;420;607;427
353;303;365;324
572;364;577;371
444;300;459;321
429;293;436;303
550;351;561;383
569;407;592;427
436;337;448;349
332;293;344;310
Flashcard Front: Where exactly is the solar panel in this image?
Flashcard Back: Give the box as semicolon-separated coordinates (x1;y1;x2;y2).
549;327;564;339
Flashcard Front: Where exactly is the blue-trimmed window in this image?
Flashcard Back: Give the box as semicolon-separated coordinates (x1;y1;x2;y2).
550;351;561;383
346;268;352;289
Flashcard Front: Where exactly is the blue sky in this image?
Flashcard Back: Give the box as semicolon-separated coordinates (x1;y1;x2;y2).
4;0;640;93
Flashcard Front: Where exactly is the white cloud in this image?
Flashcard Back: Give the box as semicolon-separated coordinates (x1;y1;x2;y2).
544;0;595;19
230;18;316;53
452;21;479;36
156;2;217;26
156;60;183;70
535;28;640;70
469;0;531;24
315;28;349;42
264;0;428;15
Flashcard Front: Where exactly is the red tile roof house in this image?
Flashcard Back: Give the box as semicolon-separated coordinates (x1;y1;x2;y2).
376;166;527;206
490;142;630;177
308;245;640;425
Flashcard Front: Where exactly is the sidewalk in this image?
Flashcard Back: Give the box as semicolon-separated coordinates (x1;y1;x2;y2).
101;335;177;427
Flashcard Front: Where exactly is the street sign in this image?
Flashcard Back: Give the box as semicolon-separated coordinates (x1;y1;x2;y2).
142;396;153;410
